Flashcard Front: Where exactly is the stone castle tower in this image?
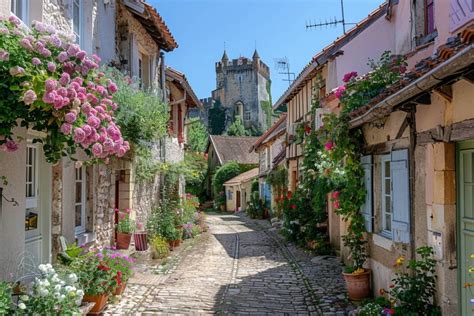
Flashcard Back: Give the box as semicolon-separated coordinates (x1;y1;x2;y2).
211;50;271;133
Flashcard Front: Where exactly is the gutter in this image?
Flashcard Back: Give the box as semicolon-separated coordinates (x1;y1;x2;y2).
349;44;474;128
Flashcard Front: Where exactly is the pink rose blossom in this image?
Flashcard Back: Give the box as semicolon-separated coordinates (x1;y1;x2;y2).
19;38;33;50
64;112;77;123
45;79;57;91
73;128;86;143
342;71;358;83
60;123;72;135
22;90;37;105
87;116;100;128
75;50;86;60
57;87;68;97
92;143;103;157
0;50;9;61
39;48;51;58
8;15;21;26
42;91;56;104
108;82;118;93
32;57;41;65
57;52;68;63
47;62;57;72
0;27;9;35
82;124;93;136
59;72;70;85
333;200;340;209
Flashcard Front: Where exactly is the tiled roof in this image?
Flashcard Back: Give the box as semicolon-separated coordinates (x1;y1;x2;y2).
125;1;178;52
166;67;202;108
208;135;259;165
273;2;389;110
272;148;286;167
349;25;474;127
224;168;259;185
250;114;287;152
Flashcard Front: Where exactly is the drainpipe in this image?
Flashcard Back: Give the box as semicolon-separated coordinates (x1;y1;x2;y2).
408;106;417;262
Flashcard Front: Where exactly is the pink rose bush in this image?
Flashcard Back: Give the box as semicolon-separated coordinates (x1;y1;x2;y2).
0;16;129;162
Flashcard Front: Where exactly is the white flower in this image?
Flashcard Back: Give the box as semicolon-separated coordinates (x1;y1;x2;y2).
75;298;82;306
19;295;29;301
77;289;84;297
68;273;78;283
39;288;49;297
54;284;61;292
38;264;47;273
59;294;66;301
18;303;26;310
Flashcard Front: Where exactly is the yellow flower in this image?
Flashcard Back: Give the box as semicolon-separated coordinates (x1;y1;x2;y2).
470;254;474;259
352;268;365;275
469;267;474;273
395;255;405;267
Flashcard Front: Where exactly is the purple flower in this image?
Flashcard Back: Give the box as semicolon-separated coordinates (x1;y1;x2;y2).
0;27;9;35
22;90;37;105
0;50;9;61
92;143;103;157
42;91;56;104
32;57;41;65
2;139;19;152
64;112;77;123
45;79;57;91
19;38;33;50
73;128;86;143
60;123;72;135
49;35;62;47
67;44;80;57
8;15;21;26
9;66;25;77
40;48;51;58
47;62;57;72
75;50;86;60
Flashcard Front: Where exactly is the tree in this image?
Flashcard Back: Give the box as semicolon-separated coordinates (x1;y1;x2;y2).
212;161;241;204
187;118;208;152
226;118;250;136
208;100;226;135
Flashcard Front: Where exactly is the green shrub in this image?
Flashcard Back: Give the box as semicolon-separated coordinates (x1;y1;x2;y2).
191;225;202;237
0;282;12;315
246;191;265;219
213;161;241;206
151;236;170;259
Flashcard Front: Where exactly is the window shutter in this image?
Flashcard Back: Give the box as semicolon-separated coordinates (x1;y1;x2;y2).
361;155;373;232
390;149;410;243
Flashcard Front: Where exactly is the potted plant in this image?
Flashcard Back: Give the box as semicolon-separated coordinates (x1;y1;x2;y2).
104;251;135;296
70;253;116;313
341;229;370;300
15;264;84;315
116;208;134;249
133;221;148;251
167;226;182;249
150;236;170;259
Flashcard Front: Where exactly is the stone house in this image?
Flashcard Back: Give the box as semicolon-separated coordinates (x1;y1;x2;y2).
273;0;474;314
224;168;258;212
209;50;272;133
206;135;259;197
0;0;200;280
250;114;287;211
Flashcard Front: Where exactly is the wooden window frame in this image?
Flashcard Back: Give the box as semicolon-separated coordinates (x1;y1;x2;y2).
75;166;87;235
381;154;393;238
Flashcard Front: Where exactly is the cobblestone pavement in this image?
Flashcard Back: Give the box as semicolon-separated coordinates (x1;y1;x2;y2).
104;213;354;315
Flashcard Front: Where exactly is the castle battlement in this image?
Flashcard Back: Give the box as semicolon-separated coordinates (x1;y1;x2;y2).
215;55;270;79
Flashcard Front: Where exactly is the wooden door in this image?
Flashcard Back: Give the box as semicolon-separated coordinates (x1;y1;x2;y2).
457;140;474;315
236;191;241;210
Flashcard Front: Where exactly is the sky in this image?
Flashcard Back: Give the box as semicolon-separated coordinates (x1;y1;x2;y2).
150;0;385;102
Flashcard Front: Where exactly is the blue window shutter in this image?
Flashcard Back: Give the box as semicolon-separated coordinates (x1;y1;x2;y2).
361;155;373;232
391;149;410;243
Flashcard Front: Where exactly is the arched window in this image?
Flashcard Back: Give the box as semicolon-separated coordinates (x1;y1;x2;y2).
234;101;244;119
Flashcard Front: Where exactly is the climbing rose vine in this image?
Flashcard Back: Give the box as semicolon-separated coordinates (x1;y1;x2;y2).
0;16;129;163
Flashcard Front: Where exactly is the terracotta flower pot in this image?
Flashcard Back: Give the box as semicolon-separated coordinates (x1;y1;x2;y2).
83;294;109;313
134;231;148;251
342;269;371;301
113;282;127;296
116;232;132;249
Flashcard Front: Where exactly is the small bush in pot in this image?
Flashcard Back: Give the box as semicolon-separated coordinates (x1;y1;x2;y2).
116;209;135;249
151;236;170;259
102;251;135;295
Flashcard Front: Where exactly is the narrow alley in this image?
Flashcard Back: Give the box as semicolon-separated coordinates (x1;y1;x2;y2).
105;214;353;315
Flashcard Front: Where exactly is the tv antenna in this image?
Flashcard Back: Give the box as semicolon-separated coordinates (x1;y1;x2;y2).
274;57;295;86
306;0;355;33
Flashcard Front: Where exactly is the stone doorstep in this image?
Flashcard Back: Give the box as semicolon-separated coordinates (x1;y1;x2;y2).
79;302;95;315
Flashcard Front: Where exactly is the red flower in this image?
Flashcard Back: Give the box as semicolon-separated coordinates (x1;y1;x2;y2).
304;125;312;135
287;191;292;199
389;284;394;288
383;308;395;315
116;271;122;286
333;200;340;209
290;204;297;210
335;85;346;99
331;191;340;200
379;288;385;295
342;71;358;83
324;141;334;151
98;263;110;271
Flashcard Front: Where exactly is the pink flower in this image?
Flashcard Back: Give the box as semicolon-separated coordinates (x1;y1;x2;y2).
42;91;56;104
57;52;68;63
73;128;86;143
92;54;101;63
45;79;57;91
9;66;25;77
335;85;346;100
8;15;21;26
92;143;103;157
342;71;358;83
87;116;101;129
57;87;68;97
0;27;9;35
67;44;80;57
22;90;37;105
324;141;334;151
59;72;70;86
64;112;77;123
47;62;56;72
117;146;127;157
60;123;72;135
0;50;9;61
82;124;93;136
1;139;19;152
75;50;86;60
39;48;51;58
32;57;41;65
333;200;340;209
19;38;33;50
108;82;118;93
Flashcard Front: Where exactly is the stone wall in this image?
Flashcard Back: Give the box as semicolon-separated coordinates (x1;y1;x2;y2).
93;164;116;246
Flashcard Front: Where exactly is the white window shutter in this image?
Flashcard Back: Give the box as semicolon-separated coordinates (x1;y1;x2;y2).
390;149;410;243
361;155;373;232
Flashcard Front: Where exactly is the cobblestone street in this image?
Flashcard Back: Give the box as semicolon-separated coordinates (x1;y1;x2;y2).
105;213;354;315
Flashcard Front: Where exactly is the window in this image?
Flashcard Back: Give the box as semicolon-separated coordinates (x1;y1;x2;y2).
381;155;392;237
138;57;143;85
235;101;244;119
10;0;29;24
227;189;233;200
25;144;39;235
425;0;434;35
72;0;83;46
138;52;151;89
75;166;86;235
244;111;251;121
